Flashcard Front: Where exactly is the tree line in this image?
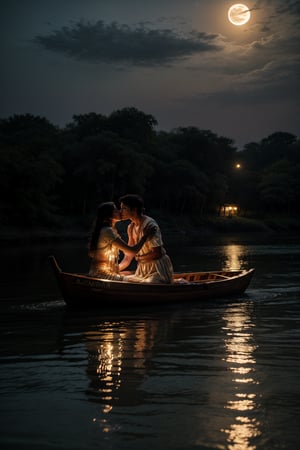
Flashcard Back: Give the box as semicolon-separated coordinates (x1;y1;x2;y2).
1;107;300;228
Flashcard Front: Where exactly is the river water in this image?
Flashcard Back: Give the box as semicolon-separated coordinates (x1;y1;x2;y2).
0;235;300;450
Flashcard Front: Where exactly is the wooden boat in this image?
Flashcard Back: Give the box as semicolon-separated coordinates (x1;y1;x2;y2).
49;255;255;308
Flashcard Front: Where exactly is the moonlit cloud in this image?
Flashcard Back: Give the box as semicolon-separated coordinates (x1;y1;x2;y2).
33;20;221;66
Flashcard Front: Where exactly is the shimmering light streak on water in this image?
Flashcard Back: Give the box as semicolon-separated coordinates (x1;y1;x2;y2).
221;304;262;449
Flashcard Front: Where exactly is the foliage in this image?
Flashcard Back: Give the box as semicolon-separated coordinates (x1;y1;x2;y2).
258;160;297;213
1;109;299;228
0;115;63;226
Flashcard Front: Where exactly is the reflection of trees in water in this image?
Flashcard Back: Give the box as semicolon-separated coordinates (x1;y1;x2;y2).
84;319;163;411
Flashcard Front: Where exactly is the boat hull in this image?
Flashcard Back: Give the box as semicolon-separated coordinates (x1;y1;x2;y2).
49;256;254;308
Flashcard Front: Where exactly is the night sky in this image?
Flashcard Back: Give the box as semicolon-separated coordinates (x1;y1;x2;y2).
1;0;300;148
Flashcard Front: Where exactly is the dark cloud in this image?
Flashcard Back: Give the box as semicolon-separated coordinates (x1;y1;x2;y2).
276;0;300;15
33;19;221;66
194;56;300;108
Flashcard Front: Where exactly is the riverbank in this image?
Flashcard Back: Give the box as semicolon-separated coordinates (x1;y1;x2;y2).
1;213;300;245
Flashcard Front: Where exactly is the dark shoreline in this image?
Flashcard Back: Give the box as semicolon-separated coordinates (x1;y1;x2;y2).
2;214;300;245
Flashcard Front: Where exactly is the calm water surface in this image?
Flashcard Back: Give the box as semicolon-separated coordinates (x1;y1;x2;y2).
0;235;300;450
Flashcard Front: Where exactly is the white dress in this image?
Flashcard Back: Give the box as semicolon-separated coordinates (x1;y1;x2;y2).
125;216;174;284
89;227;124;280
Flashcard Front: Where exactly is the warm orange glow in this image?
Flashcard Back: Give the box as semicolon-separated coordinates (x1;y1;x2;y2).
222;205;239;217
221;305;262;449
86;319;159;428
235;163;241;169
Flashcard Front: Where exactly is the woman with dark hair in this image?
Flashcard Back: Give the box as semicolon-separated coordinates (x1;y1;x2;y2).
119;194;174;284
88;202;155;280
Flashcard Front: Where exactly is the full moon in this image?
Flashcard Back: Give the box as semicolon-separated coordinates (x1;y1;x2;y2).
228;4;251;26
